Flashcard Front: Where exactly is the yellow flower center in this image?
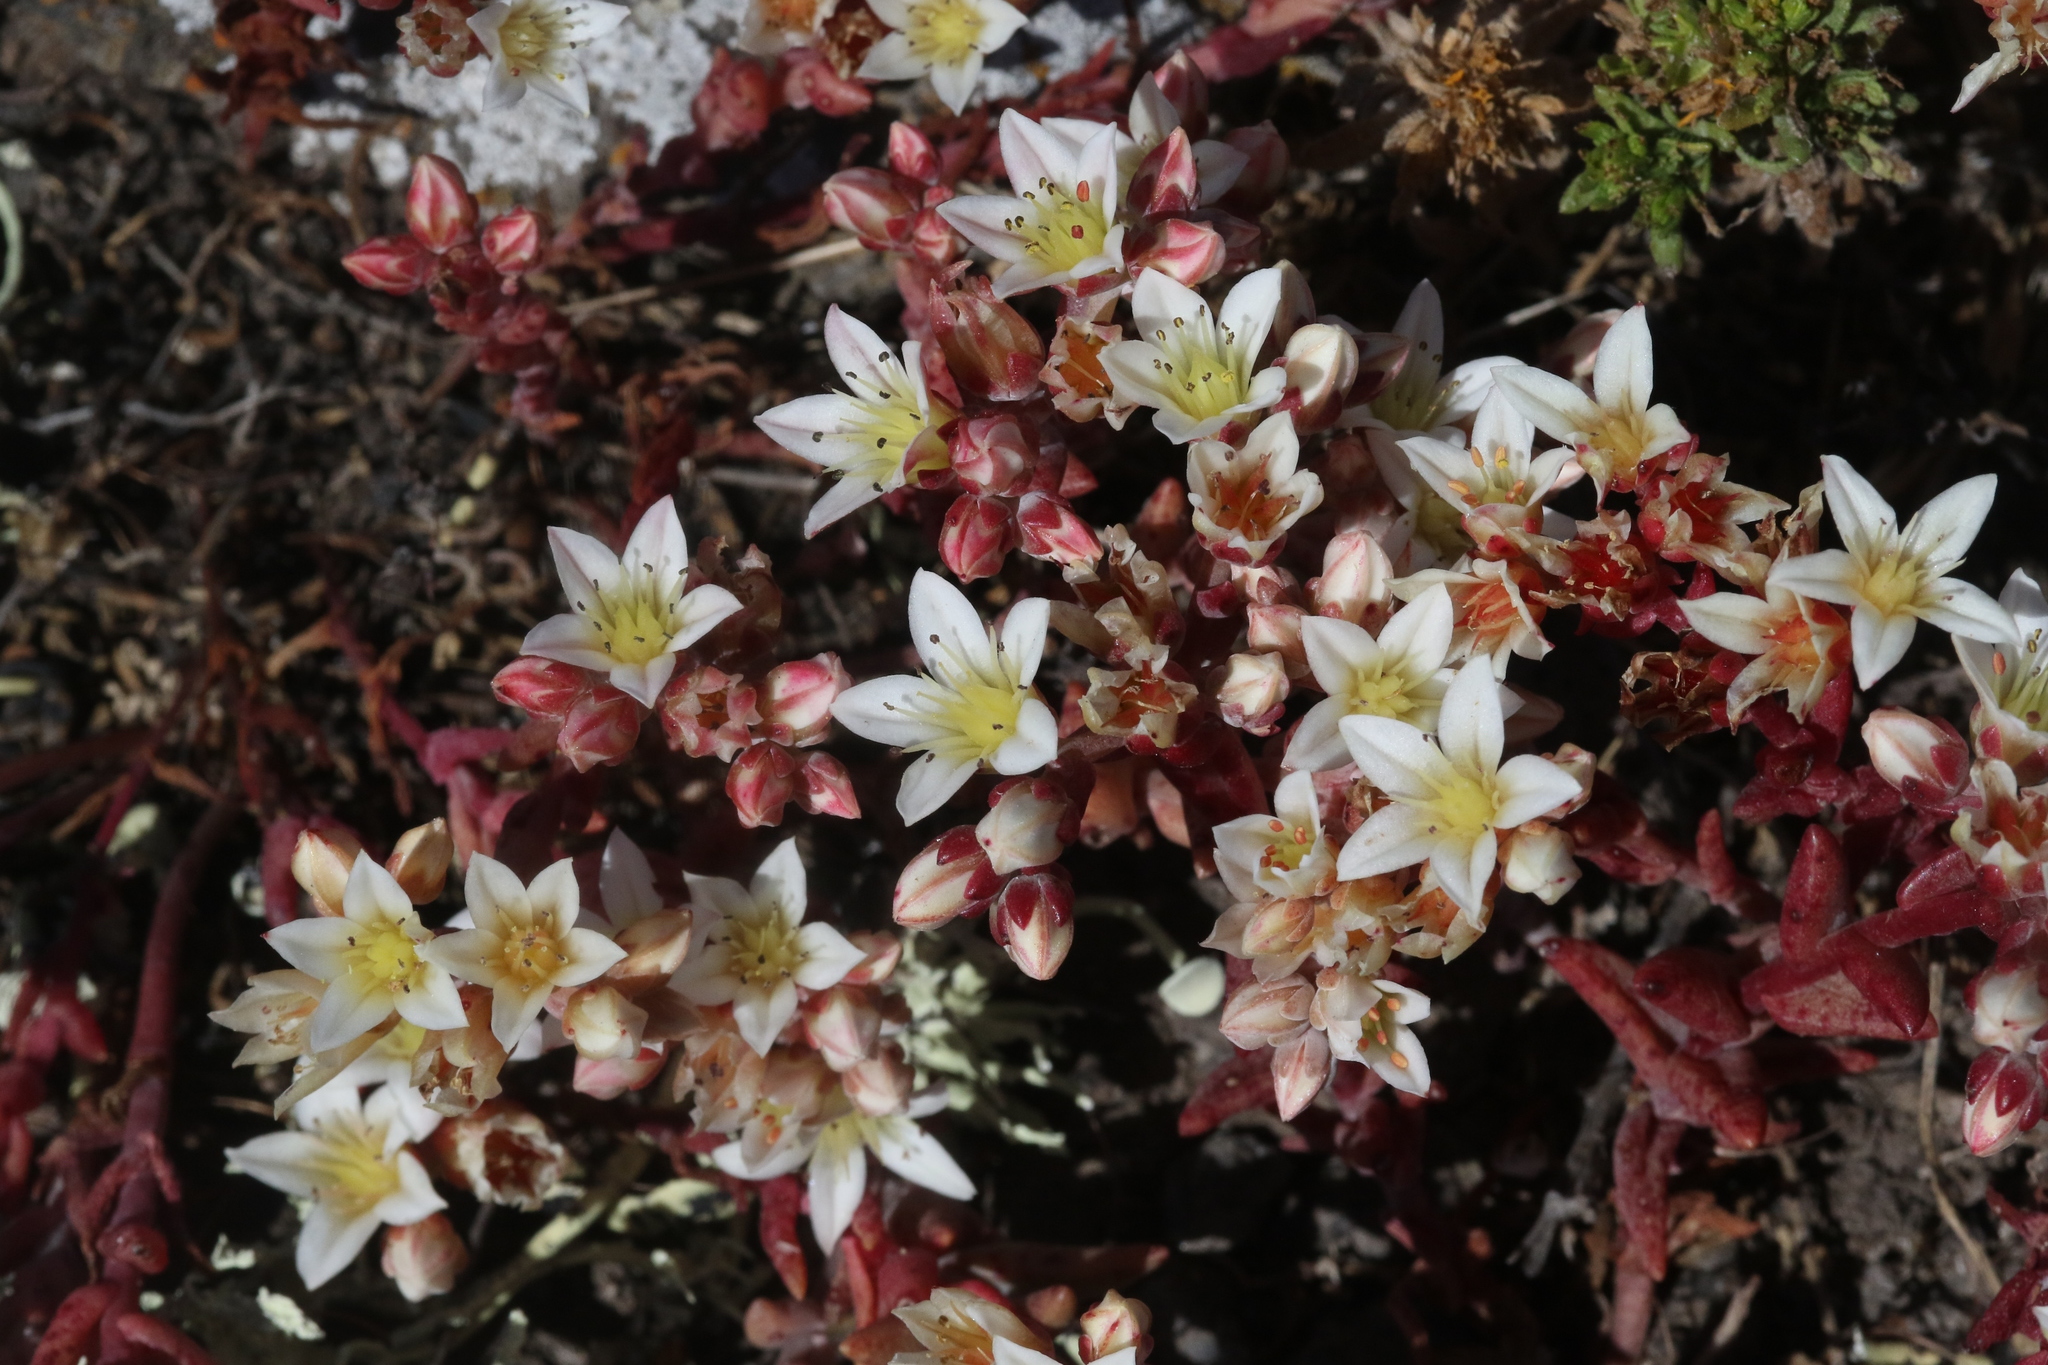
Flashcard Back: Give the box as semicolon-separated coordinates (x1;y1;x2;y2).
1583;407;1659;490
1009;176;1112;274
587;577;678;666
1342;661;1422;721
1996;633;2048;729
929;679;1029;763
1370;352;1446;431
495;918;572;991
1417;770;1498;840
1856;548;1925;617
1258;817;1317;875
344;921;428;996
725;911;805;991
497;0;572;72
1143;305;1252;421
304;1123;403;1218
903;0;987;64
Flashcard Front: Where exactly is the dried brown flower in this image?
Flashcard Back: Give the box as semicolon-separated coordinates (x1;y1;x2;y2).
1370;3;1576;204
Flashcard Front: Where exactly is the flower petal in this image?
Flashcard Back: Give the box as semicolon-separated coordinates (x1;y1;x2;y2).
1339;716;1453;800
751;838;810;925
867;1114;975;1198
793;922;865;989
908;568;996;684
834;674;942;748
1491;365;1601;445
897;752;979;824
1901;472;1997;574
1817;456;1897;561
521;613;611;672
806;1121;868;1251
1591;306;1654;414
1849;604;1918;689
990;697;1057;775
1334;804;1438;880
1493;754;1583;827
1766;548;1860;607
464;855;528;937
1434;660;1503;778
1919;578;2015;644
997;596;1050;688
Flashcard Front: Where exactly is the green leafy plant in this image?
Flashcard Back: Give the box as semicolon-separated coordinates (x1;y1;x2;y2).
1562;0;1916;266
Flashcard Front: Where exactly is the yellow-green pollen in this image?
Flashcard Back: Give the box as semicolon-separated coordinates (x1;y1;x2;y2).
303;1121;403;1216
1144;305;1250;420
580;578;677;666
1370;350;1446;431
495;910;571;990
1418;770;1498;840
902;0;987;63
1992;632;2048;730
1007;175;1111;273
343;920;429;996
1854;547;1926;617
1340;660;1424;722
724;911;804;991
496;0;585;78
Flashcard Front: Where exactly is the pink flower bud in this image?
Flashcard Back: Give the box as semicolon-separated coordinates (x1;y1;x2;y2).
976;783;1070;875
823;167;918;252
611;910;695;988
1279;323;1360;435
658;665;761;760
386;818;453;905
841;931;903;986
1270;1026;1332;1119
1245;603;1306;676
558;685;643;772
1219;976;1312;1050
480;207;542;275
493;655;590;720
1214;652;1289;736
803;985;881;1070
694;49;774;152
406;155;477;253
941;494;1020;583
729;741;800;828
1017;492;1102;568
562;985;648;1061
382;1214;468;1302
291;827;362;916
1309;529;1391;624
1126;218;1225;289
843;1046;916;1116
574;1046;667;1099
910;206;958;268
949;413;1037;496
1241;897;1314;957
1500;823;1580;905
930;276;1046;403
1862;708;1969;803
990;869;1075;980
795;751;862;820
758;654;851;746
1220;122;1288;215
1131;128;1199;218
778;47;873;117
895;826;1002;928
341;234;436;295
1079;1289;1153;1364
889;120;942;183
1150;51;1208;129
1964;1047;2046;1155
1028;1286;1079;1332
1972;967;2048;1053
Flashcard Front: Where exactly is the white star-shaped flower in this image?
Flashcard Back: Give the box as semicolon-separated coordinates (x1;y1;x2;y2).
1100;266;1287;444
1336;660;1581;919
1767;455;2011;689
1958;569;2048;740
803;1101;974;1250
1186;411;1324;565
225;1084;446;1290
755;306;957;537
937;110;1128;298
1398;389;1577;523
265;854;467;1053
520;495;743;707
670;838;865;1057
1312;969;1431;1096
467;0;630;115
1213;770;1336;903
419;856;626;1048
831;570;1058;823
857;0;1027;114
1286;584;1455;772
1490;305;1689;495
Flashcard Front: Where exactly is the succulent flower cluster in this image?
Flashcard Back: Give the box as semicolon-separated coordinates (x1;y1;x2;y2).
169;3;2038;1357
